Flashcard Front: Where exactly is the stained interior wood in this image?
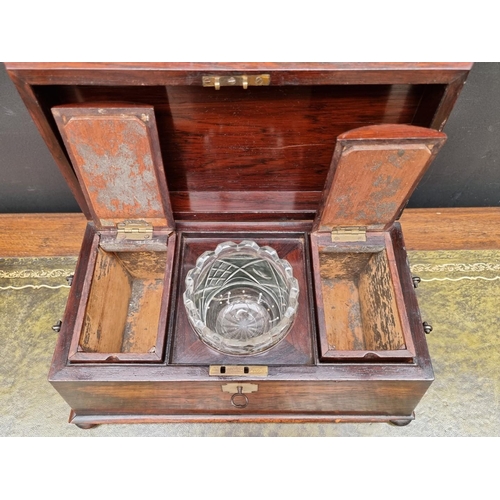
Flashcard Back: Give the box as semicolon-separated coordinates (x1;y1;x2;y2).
80;248;167;355
51;105;172;230
319;249;405;353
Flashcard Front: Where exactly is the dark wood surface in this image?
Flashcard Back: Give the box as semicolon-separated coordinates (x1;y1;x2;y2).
1;63;475;425
68;411;415;425
5;62;472;85
47;219;433;424
389;224;432;371
53;379;430;420
5;63;471;220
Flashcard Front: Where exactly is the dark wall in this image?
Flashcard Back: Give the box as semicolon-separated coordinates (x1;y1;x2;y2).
0;63;498;213
409;62;500;208
0;64;80;212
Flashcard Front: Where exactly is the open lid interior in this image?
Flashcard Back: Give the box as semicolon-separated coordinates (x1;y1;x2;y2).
52;104;174;231
6;63;471;223
314;124;447;232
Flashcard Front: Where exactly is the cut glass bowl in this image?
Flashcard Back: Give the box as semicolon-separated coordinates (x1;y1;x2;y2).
183;240;300;355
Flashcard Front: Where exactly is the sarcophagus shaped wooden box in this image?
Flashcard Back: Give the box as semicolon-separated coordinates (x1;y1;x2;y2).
6;63;471;427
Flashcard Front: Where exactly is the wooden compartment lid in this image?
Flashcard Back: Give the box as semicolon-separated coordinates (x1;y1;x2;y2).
52;104;175;232
314;124;447;232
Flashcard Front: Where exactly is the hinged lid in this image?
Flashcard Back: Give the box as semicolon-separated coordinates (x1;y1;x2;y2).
314;124;447;232
6;63;471;223
51;104;175;232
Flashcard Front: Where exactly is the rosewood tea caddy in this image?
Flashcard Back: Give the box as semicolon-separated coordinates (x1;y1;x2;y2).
6;63;471;427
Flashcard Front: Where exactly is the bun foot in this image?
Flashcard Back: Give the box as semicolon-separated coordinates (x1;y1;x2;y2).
389;418;412;427
75;423;98;430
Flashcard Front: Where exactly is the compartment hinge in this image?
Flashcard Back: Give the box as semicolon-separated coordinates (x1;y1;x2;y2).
331;226;367;242
116;220;153;241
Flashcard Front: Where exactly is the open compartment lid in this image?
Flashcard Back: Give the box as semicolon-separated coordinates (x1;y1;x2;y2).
5;63;471;222
313;124;447;233
52;104;175;232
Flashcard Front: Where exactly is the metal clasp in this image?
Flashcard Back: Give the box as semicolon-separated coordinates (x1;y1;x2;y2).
202;74;270;90
210;365;268;377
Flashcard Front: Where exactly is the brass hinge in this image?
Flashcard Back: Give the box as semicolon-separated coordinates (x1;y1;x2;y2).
202;74;270;90
331;226;367;242
116;220;153;241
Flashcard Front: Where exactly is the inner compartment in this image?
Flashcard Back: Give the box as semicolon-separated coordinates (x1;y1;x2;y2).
319;249;406;356
170;232;314;366
78;248;167;358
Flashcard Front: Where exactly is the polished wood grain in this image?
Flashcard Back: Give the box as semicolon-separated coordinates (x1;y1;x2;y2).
5;63;471;219
5;62;472;85
46;220;431;424
41;85;438;197
389;225;432;369
402;208;500;250
69;411;414;425
52;378;431;419
169;190;319;221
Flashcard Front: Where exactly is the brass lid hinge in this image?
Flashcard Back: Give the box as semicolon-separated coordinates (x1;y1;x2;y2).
116;220;153;241
331;226;367;242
